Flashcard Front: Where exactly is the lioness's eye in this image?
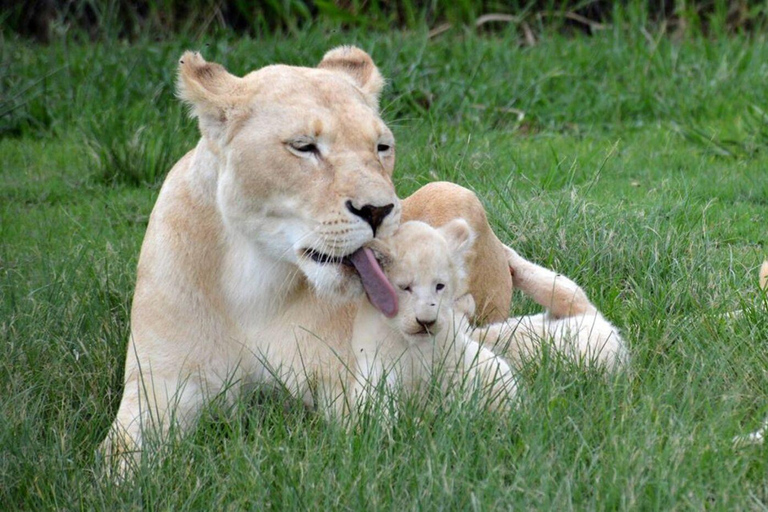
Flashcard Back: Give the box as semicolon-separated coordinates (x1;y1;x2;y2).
292;142;318;154
377;143;391;153
436;283;445;292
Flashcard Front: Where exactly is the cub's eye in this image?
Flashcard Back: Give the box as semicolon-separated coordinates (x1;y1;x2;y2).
435;283;445;292
399;285;412;292
377;143;391;153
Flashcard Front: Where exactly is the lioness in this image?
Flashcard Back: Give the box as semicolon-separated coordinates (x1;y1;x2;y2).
350;220;516;413
101;47;515;466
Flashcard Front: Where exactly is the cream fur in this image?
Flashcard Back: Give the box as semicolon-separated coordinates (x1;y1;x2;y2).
469;246;629;371
350;221;516;413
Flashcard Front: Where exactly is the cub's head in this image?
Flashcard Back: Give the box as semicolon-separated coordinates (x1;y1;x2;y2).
177;47;400;301
378;220;474;344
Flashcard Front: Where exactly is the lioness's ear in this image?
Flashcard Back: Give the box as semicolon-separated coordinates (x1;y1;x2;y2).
438;219;474;257
318;46;384;110
177;51;248;140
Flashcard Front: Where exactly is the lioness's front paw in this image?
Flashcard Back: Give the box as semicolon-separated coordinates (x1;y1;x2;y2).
98;429;141;480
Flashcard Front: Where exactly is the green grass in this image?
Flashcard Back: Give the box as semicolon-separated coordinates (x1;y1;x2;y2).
3;25;768;509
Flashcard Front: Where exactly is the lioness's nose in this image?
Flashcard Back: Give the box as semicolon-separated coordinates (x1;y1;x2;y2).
346;201;394;237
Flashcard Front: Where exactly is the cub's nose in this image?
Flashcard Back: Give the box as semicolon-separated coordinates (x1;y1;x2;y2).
346;201;394;237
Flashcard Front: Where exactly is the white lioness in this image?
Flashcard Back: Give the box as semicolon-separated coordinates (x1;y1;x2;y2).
470;247;629;371
101;47;405;463
349;220;516;413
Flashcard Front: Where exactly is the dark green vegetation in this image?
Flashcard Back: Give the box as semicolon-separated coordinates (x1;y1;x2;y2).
3;14;768;510
5;0;767;41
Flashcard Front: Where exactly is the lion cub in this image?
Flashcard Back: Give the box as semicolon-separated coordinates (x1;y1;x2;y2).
350;220;517;412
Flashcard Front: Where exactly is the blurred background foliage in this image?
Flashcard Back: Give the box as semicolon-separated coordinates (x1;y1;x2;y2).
3;0;768;42
5;0;768;186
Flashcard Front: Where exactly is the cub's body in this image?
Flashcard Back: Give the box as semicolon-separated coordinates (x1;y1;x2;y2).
349;221;517;411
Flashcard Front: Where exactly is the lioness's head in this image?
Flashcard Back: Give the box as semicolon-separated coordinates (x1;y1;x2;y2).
377;220;474;344
177;47;400;301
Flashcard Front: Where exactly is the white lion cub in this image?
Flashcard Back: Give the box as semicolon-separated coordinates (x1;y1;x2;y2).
350;220;517;412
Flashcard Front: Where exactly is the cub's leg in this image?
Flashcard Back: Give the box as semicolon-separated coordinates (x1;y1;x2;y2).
471;249;627;369
452;335;518;409
348;357;404;421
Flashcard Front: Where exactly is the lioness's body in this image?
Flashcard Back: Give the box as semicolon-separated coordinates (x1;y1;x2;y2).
124;146;358;423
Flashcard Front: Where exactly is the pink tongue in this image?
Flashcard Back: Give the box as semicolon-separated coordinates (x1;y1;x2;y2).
349;247;398;318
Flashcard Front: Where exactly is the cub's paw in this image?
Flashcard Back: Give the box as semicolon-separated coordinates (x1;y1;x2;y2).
454;293;476;318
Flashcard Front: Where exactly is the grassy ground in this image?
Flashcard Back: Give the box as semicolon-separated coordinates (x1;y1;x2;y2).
3;25;768;509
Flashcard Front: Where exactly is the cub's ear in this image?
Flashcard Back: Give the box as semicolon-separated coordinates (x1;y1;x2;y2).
177;51;249;140
760;260;768;291
437;218;474;258
318;46;384;110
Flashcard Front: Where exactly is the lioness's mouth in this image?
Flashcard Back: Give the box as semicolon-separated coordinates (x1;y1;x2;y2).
303;248;354;267
302;246;398;319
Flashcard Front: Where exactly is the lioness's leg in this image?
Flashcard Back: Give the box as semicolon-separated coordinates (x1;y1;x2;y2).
401;182;513;324
470;314;548;366
101;369;212;474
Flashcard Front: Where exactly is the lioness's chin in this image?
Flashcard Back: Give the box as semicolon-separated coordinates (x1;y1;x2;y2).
299;260;365;303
